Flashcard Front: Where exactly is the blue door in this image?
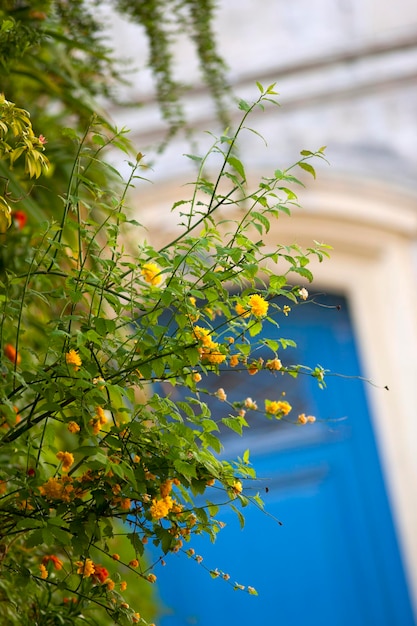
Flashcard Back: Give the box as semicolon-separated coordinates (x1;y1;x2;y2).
149;294;415;626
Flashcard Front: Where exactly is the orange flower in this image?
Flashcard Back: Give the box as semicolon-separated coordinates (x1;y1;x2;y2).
39;563;48;579
12;210;27;229
42;554;63;570
4;343;21;365
92;564;109;583
129;559;139;568
120;581;127;591
67;421;80;433
160;479;172;498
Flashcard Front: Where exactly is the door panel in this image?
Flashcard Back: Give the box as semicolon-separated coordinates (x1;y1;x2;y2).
149;294;415;625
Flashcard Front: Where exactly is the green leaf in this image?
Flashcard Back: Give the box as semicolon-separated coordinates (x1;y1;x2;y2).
221;417;243;435
94;317;116;336
200;432;222;453
269;275;286;291
293;266;314;282
298;162;316;179
174;459;197;480
238;99;251;112
227;156;246;180
184;153;202;162
251;211;270;233
248;321;262;337
230;504;245;529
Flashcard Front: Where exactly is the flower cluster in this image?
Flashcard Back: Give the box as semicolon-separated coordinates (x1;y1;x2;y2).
89;405;107;434
194;325;227;365
265;400;292;417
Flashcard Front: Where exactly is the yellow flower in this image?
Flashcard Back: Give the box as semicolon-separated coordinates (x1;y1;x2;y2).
39;476;74;502
106;578;115;591
150;496;173;520
56;451;74;472
193;325;214;347
248;294;269;318
230;354;239;367
283;305;291;316
120;581;127;591
201;347;226;365
171;500;184;514
132;614;141;624
66;349;82;371
67;421;80;433
244;397;258;410
235;302;250;318
120;497;131;510
215;388;227;401
232;480;243;495
76;558;95;577
89;406;107;434
147;573;157;583
266;358;282;371
192;372;202;382
265;400;292;416
39;563;48;579
247;361;259;375
141;262;162;286
96;406;107;424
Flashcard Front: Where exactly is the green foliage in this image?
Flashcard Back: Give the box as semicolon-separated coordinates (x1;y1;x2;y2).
0;87;329;624
0;0;232;278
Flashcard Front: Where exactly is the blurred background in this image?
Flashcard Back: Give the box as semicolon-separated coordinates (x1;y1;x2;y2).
103;1;417;624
